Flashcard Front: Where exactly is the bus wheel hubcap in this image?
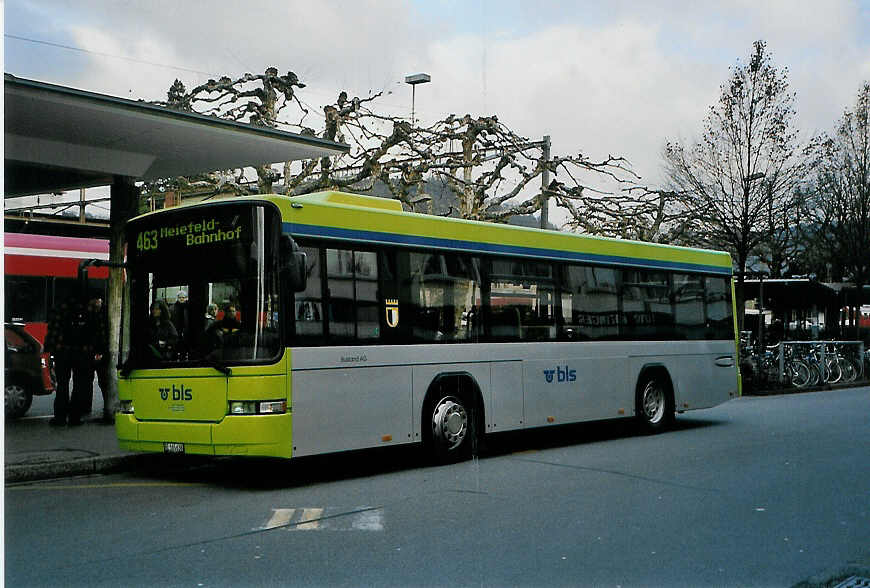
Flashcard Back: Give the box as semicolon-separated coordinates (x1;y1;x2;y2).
642;382;665;424
432;397;468;451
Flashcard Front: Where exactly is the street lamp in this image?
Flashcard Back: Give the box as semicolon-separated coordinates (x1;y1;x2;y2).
405;73;431;126
742;171;767;352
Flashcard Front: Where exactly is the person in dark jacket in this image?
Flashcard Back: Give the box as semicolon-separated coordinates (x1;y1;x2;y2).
204;303;218;332
82;295;111;422
147;300;178;360
205;303;241;357
43;296;101;426
171;290;190;355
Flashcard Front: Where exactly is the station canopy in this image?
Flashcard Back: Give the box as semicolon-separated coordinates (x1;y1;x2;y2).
4;74;349;197
743;278;839;311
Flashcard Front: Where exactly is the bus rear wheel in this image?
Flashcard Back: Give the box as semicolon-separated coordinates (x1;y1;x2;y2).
426;393;475;463
636;371;674;433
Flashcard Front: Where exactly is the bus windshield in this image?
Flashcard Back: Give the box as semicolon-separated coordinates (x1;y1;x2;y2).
125;202;281;369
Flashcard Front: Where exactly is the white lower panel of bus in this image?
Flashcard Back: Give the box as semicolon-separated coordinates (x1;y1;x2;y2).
289;341;737;457
292;365;412;456
523;356;630;427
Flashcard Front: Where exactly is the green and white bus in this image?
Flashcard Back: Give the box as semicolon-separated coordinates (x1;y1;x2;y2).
117;191;739;461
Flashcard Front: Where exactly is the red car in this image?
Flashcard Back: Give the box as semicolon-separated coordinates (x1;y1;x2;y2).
5;323;55;419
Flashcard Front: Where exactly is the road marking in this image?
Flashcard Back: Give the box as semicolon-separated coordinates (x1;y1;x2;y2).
297;508;323;530
264;509;296;529
259;507;384;531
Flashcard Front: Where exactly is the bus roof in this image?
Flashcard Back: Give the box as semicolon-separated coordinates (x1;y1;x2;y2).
134;191;733;275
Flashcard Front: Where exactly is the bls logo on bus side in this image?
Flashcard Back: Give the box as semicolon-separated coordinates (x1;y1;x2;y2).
543;366;577;384
159;384;193;401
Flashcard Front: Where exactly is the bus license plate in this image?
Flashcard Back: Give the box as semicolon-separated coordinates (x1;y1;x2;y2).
164;442;185;454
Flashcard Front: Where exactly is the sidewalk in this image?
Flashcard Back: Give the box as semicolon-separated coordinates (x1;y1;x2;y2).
4;415;143;483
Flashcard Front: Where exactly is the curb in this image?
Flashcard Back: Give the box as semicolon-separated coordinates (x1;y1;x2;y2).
5;454;143;484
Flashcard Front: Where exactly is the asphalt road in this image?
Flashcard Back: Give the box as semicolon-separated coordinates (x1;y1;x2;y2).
6;387;869;587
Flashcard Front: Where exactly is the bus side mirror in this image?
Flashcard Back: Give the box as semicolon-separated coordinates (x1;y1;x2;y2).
281;236;307;293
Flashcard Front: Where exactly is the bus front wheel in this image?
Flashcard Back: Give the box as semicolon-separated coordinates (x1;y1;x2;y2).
636;371;674;433
426;393;476;463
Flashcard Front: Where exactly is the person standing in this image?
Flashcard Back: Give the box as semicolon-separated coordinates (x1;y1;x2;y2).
43;296;99;426
171;290;190;356
82;295;111;423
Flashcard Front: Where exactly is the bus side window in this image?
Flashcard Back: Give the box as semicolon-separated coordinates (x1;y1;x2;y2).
405;253;481;343
621;270;673;340
560;265;619;340
354;251;379;340
489;259;556;342
705;277;733;340
673;273;705;340
325;249;379;343
5;276;48;323
294;247;325;343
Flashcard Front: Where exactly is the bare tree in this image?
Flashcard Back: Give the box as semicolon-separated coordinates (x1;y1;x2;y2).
663;41;810;328
146;67;638;227
362;113;637;222
756;177;807;279
807;82;870;337
569;186;694;243
150;68;308;197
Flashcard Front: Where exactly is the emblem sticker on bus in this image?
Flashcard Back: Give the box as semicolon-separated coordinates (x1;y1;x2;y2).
385;299;399;328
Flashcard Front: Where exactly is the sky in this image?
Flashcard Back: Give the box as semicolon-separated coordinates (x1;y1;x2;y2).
4;0;870;201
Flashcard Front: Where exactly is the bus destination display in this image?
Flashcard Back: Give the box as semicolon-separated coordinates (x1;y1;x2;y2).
135;216;244;253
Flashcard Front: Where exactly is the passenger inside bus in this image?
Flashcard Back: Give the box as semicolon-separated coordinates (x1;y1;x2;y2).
147;300;178;359
171;290;190;353
204;303;218;331
204;303;242;357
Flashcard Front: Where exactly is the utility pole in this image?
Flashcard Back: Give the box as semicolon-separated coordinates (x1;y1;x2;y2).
79;187;86;223
540;135;551;229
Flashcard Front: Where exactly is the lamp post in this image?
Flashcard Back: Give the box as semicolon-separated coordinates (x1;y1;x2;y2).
758;272;767;356
743;171;766;353
405;73;431;126
539;135;551;229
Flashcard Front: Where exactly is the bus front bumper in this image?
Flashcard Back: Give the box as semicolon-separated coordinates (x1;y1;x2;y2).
115;413;293;458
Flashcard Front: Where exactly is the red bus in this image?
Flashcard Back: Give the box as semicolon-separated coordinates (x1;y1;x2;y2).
4;233;109;344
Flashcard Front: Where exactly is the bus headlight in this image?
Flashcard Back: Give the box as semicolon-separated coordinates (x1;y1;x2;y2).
229;400;286;415
230;401;256;415
119;399;134;414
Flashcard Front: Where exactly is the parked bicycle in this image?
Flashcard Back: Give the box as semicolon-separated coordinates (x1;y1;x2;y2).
741;340;866;391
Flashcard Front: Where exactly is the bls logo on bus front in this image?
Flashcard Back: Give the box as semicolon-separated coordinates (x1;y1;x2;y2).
159;384;193;401
543;366;577;384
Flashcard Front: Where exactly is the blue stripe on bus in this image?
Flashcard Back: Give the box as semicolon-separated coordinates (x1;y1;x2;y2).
283;222;732;275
